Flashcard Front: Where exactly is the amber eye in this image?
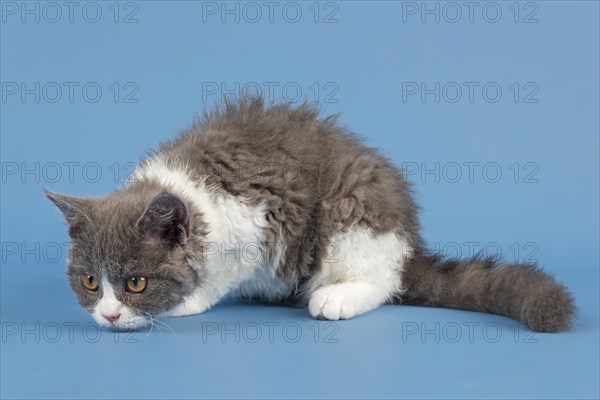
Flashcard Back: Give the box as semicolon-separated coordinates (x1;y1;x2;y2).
126;277;147;293
81;275;99;291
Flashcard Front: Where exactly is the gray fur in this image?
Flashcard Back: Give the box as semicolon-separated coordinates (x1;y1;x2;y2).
46;183;207;315
398;250;575;332
46;97;575;332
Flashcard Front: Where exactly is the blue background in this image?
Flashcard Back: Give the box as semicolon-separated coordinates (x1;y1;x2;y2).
1;1;598;399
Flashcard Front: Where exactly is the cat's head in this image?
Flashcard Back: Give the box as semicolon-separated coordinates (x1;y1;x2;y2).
46;186;205;330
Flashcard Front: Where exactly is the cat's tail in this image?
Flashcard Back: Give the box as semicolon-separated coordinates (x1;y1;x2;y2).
397;249;575;332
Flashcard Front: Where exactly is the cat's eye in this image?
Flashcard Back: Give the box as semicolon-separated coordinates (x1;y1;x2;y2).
81;275;99;291
126;277;147;293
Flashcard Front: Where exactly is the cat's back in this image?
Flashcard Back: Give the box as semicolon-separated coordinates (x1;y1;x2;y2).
158;98;368;168
148;98;417;240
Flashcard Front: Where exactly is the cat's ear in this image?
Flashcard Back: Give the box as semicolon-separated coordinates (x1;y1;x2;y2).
137;193;190;246
45;190;92;236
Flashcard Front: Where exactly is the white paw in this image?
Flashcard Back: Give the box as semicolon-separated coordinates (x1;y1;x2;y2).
158;294;212;318
308;286;360;320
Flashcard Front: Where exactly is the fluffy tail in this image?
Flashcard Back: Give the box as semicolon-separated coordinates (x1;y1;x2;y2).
398;250;575;332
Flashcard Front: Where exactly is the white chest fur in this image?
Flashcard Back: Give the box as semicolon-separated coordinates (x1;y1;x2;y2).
133;159;291;304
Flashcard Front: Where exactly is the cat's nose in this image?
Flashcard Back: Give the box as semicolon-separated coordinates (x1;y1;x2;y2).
102;313;120;323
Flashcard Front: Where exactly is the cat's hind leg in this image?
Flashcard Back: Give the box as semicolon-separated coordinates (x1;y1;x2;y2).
306;227;412;320
309;281;392;320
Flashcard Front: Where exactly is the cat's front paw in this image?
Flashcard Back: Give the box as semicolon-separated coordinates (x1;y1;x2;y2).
308;286;358;320
158;295;212;318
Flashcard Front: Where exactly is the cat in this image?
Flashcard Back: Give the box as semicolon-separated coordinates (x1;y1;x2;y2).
46;97;575;332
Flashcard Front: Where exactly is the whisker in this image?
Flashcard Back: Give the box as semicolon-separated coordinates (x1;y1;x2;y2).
153;318;176;334
142;313;155;338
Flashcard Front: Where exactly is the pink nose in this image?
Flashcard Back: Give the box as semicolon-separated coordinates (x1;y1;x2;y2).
102;313;120;323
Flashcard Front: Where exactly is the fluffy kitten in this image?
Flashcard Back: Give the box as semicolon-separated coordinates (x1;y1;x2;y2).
46;98;575;332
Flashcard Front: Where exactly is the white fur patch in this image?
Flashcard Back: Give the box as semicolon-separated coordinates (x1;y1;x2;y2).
135;158;290;316
92;278;146;329
306;227;412;320
237;257;295;301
